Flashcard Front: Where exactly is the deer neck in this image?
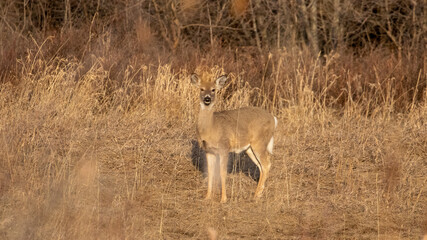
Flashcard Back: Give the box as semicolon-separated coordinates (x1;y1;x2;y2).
198;103;215;134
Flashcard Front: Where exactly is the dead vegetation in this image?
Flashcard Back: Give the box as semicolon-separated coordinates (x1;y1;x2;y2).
0;0;426;239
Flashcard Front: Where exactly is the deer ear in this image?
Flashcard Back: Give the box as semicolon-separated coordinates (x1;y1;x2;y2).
215;75;228;89
190;73;200;85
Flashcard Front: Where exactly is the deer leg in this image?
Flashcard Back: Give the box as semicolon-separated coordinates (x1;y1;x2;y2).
219;152;229;203
246;147;271;198
256;152;271;198
205;153;216;200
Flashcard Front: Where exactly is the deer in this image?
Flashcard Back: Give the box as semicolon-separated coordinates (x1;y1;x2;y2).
191;72;277;203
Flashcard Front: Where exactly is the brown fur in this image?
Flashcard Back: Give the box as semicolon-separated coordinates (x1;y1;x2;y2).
191;73;276;203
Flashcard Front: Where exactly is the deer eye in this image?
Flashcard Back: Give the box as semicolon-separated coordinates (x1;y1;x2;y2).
211;89;216;93
200;88;205;92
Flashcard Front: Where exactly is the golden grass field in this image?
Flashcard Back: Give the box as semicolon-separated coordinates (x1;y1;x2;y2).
0;46;425;239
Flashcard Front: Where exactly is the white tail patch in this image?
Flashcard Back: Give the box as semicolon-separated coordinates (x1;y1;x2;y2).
267;136;274;154
267;117;277;154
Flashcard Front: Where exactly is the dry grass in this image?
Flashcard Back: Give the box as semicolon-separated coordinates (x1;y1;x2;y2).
1;1;426;238
0;44;426;240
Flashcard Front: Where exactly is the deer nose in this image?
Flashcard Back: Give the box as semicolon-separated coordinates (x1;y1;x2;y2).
203;96;211;105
